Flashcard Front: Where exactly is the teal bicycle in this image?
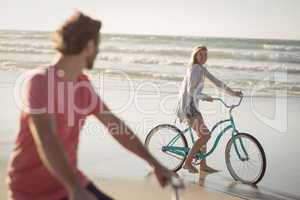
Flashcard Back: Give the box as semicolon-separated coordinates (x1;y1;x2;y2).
145;96;266;185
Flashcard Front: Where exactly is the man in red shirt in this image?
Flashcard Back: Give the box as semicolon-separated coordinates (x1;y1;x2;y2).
7;11;173;200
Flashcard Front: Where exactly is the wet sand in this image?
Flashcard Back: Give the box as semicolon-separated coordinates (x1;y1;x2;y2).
1;161;298;200
0;69;300;199
93;177;244;200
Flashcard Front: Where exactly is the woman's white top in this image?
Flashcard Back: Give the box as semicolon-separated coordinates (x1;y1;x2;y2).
176;64;225;120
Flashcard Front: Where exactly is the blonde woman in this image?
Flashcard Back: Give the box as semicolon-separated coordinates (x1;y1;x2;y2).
176;46;242;173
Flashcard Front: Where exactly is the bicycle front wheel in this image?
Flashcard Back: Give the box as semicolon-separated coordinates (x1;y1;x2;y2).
225;133;266;185
144;124;188;172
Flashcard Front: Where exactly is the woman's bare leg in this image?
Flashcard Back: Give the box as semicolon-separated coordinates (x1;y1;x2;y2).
199;146;218;173
183;117;218;173
183;117;210;173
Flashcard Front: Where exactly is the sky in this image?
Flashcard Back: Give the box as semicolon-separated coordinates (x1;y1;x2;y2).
1;0;300;40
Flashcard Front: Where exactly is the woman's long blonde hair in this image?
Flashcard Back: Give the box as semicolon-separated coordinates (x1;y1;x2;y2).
188;45;207;67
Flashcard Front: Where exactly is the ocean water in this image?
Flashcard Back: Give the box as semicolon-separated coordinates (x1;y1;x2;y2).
0;30;300;199
1;29;300;96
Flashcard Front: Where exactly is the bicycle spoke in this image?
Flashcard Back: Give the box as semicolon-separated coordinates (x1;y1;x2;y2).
145;125;187;171
226;134;265;184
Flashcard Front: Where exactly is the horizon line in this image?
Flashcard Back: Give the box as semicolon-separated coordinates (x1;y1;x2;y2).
0;28;299;42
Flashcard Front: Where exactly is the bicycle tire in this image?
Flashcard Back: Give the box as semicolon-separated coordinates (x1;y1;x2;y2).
225;133;266;185
145;124;188;172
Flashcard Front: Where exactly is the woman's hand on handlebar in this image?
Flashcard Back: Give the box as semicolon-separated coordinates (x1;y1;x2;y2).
202;95;214;102
232;90;243;97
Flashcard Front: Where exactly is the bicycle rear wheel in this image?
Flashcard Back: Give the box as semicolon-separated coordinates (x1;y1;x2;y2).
144;124;188;172
225;133;266;185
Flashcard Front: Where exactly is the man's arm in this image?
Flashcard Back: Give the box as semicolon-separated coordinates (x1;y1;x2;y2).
28;113;92;198
93;102;172;187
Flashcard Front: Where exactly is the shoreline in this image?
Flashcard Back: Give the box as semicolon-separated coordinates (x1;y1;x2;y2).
1;67;300;98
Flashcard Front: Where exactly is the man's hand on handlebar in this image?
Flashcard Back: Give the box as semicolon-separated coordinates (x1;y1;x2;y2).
152;162;176;188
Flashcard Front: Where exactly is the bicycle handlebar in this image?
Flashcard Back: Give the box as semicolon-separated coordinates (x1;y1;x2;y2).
211;95;243;109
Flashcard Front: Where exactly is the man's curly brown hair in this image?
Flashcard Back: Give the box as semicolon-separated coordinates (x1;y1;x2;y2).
53;11;102;55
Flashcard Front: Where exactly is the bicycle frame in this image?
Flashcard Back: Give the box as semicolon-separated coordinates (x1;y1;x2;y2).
163;97;249;161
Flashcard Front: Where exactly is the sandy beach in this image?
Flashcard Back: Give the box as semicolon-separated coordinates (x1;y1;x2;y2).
93;178;245;200
0;160;245;200
0;69;299;200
